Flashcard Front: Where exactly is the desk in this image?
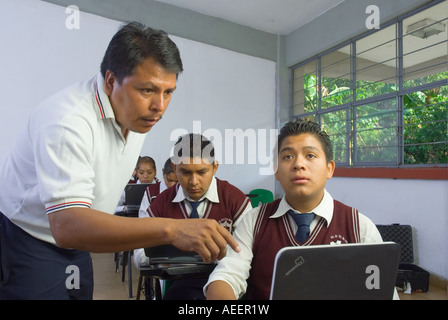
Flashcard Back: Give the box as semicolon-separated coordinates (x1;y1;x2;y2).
136;263;216;300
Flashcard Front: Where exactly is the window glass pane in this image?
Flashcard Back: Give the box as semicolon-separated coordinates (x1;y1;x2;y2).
356;25;397;100
404;85;448;164
293;60;318;116
403;2;447;89
321;45;352;108
290;2;447;168
301;114;316;122
321;110;348;164
355;99;398;164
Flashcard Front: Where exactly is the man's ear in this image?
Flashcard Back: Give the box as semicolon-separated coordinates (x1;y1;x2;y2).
104;70;117;96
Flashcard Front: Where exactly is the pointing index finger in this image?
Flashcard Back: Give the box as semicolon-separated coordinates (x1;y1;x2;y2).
217;224;240;258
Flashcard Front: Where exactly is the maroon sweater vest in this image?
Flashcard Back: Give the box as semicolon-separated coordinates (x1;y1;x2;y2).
142;182;161;208
148;178;250;232
247;199;360;300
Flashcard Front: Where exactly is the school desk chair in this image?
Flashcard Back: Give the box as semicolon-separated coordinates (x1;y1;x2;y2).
136;245;217;300
248;188;274;207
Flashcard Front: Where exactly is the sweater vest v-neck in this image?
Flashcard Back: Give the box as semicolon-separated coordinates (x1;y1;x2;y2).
247;199;360;300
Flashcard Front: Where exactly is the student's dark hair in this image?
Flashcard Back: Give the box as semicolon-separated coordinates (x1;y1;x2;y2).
171;133;215;165
276;119;333;163
100;22;183;83
137;156;156;170
162;158;174;175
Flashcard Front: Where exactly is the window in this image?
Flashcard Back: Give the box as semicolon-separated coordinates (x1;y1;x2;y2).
291;1;447;169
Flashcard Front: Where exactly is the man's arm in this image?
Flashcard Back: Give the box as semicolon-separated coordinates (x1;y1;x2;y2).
48;207;240;262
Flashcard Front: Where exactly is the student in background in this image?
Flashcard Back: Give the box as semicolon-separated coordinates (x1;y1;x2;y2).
135;156;160;184
147;133;253;300
205;119;388;300
116;156;159;213
138;158;178;218
133;158;178;268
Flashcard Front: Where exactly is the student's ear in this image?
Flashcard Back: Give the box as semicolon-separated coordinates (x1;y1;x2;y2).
212;161;219;175
274;171;280;182
171;161;177;173
104;70;117;96
273;159;279;181
326;160;335;179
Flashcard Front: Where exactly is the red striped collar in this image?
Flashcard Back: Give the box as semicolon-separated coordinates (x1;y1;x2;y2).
93;74;113;120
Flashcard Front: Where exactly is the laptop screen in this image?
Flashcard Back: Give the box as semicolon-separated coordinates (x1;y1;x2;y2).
269;242;400;300
124;183;151;206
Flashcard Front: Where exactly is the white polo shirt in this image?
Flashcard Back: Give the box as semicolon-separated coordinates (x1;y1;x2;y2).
0;73;146;244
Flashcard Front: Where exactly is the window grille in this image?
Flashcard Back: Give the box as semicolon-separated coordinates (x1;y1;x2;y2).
290;1;447;167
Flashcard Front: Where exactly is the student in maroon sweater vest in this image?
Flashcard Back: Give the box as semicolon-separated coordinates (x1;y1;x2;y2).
147;133;252;300
205;119;386;300
138;157;179;218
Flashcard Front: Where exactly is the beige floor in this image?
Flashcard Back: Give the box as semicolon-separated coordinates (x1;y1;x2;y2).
91;252;448;300
92;252;141;300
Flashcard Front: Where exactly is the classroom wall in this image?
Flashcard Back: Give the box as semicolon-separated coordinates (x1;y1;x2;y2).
0;0;276;195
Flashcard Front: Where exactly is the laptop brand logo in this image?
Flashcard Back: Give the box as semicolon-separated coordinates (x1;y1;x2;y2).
285;256;305;276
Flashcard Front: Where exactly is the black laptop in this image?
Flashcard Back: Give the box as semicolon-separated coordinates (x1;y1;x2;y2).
143;245;217;280
269;242;400;300
124;183;151;215
144;245;212;264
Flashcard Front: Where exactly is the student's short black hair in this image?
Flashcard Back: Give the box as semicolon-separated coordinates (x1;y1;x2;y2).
276;119;333;163
100;22;183;83
172;133;215;165
162;158;174;175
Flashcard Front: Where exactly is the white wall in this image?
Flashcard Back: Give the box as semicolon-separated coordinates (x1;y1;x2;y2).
0;0;276;194
142;36;276;193
326;177;448;281
0;0;118;147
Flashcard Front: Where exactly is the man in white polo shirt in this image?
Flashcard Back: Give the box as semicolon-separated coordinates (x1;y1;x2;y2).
0;22;239;300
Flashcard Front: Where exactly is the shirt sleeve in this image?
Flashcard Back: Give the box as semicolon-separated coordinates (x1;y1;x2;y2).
33;117;95;214
232;198;253;229
204;206;260;299
358;212;384;243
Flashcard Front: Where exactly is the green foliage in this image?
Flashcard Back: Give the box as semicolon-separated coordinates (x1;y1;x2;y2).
403;85;448;164
301;73;447;165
